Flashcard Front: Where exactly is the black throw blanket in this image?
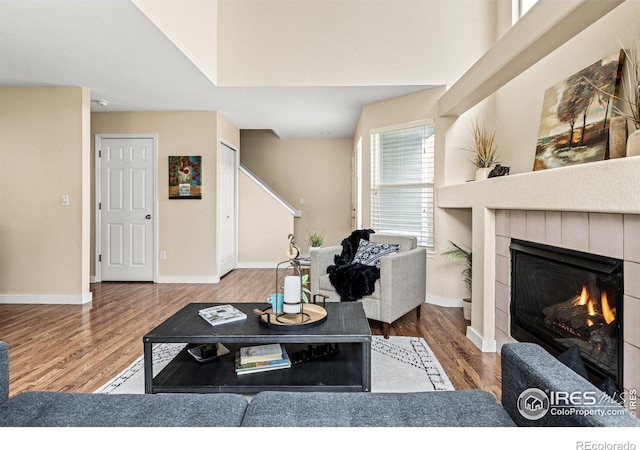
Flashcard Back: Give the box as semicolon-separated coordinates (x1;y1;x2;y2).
327;229;380;302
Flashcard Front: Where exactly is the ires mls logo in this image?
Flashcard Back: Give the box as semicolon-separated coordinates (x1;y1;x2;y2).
516;387;631;421
517;388;550;420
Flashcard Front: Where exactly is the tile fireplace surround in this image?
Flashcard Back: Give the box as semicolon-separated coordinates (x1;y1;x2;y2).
495;209;640;395
437;157;640;397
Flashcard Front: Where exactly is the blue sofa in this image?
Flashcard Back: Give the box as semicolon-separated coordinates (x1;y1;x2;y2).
0;341;638;427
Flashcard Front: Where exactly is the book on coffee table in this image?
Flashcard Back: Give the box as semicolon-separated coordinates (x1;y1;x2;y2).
198;304;247;327
240;343;283;364
235;346;291;375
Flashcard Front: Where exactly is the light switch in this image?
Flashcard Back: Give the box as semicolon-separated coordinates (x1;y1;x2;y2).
61;195;69;206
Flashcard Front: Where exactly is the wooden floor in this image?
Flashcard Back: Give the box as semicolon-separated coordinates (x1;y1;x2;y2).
0;269;502;400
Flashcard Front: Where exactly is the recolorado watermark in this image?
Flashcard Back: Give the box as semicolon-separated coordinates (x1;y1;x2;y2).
575;442;636;450
516;387;637;421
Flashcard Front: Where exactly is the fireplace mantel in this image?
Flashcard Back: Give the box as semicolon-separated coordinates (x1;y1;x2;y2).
435;156;640;353
437;156;640;214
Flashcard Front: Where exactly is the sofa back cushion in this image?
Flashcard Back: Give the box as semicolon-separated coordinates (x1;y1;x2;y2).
370;234;417;252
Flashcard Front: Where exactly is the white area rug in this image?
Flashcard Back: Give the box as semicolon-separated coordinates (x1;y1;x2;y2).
95;336;454;394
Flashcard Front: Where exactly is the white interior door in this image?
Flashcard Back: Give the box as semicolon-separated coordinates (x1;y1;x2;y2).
218;142;237;277
99;137;155;281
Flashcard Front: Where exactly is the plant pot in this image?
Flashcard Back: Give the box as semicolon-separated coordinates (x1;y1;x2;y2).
475;167;492;181
626;129;640;157
462;298;471;321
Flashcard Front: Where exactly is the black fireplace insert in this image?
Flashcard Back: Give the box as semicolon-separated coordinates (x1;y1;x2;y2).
510;239;623;388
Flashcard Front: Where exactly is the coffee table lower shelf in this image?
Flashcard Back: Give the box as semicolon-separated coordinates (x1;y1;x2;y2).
150;343;368;394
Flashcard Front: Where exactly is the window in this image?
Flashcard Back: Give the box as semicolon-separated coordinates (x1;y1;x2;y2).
512;0;538;24
370;121;434;249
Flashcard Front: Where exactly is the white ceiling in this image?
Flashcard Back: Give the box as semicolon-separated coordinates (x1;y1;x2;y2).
0;0;430;139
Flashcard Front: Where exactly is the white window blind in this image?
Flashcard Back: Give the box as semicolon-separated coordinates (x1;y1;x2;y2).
371;122;434;248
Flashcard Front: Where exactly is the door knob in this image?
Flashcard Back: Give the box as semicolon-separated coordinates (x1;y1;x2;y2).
146;215;152;219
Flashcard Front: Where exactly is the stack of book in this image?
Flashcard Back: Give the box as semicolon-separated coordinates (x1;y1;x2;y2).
235;343;291;375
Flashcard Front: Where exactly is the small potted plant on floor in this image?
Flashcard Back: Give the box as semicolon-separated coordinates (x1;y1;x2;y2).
442;241;472;321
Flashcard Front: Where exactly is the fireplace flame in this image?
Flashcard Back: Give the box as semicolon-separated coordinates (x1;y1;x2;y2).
570;285;616;326
573;286;590;306
601;292;615;325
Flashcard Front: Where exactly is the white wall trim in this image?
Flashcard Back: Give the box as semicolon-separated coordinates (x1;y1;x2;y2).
466;325;497;352
239;164;301;218
236;262;283;269
0;293;92;305
426;293;463;307
155;276;220;284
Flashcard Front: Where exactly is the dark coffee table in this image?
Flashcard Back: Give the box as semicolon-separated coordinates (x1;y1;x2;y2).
143;302;372;394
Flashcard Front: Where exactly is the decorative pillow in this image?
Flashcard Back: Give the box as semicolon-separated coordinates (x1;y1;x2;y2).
557;346;588;380
596;377;623;404
351;239;400;268
558;346;623;403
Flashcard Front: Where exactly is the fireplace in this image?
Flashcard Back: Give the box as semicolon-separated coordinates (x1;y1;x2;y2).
510;239;623;388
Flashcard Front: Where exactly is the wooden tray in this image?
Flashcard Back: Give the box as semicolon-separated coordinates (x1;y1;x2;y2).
255;303;328;329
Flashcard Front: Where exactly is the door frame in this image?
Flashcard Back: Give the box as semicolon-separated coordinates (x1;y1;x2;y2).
94;134;158;283
217;138;238;278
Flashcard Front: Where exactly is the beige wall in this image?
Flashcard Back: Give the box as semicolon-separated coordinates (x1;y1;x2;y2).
217;0;497;86
0;87;91;303
91;111;239;282
240;130;352;254
238;169;294;265
132;0;218;85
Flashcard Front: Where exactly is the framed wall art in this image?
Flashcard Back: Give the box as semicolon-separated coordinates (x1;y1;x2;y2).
169;156;202;199
534;50;624;171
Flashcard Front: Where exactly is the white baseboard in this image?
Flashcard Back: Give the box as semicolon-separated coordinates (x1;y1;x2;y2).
91;276;222;284
466;325;497;353
425;294;463;307
236;262;281;269
155;276;220;284
0;292;92;305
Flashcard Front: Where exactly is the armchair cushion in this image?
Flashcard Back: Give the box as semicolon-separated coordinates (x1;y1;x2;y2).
352;239;399;268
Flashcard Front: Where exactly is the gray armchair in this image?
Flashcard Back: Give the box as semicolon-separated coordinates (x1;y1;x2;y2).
310;234;426;338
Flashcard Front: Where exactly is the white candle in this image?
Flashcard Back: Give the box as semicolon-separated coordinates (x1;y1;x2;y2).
283;275;301;313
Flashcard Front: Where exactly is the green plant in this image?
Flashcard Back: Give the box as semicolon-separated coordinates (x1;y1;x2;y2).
442;241;472;293
307;230;326;247
301;273;311;302
464;119;499;168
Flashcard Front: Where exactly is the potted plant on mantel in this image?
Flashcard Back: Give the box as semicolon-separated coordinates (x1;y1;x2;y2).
465;119;500;180
442;241;472;321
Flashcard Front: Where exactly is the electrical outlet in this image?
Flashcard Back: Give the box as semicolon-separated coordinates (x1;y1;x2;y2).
160;251;167;260
61;195;69;206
